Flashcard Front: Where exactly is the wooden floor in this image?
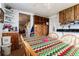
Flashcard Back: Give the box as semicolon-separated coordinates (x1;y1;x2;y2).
11;46;25;56
0;45;25;56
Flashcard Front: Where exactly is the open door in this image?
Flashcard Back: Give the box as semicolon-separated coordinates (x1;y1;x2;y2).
19;13;30;37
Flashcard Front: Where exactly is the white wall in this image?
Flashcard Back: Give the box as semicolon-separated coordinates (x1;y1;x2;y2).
0;3;1;8
49;13;61;33
0;4;2;51
49;13;64;38
0;23;3;51
1;6;34;37
0;3;2;42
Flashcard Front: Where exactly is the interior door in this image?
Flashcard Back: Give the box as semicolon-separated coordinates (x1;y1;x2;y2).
19;13;30;36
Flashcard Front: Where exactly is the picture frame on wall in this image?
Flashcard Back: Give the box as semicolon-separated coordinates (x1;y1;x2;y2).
0;8;4;23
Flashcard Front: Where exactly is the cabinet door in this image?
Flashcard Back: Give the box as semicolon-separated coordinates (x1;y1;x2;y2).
60;7;75;24
59;10;66;24
65;7;74;22
75;4;79;20
70;7;74;22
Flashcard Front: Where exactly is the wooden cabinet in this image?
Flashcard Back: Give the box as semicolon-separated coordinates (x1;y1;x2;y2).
2;32;19;51
34;15;49;36
59;10;66;24
59;6;75;24
75;4;79;20
0;8;4;23
65;7;74;22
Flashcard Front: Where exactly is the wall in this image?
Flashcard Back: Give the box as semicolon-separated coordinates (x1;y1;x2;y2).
49;13;64;38
49;13;61;33
4;9;34;37
0;3;1;8
0;23;3;51
2;3;34;37
0;4;2;52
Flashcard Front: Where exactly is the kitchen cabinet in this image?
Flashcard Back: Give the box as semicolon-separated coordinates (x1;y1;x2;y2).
0;8;4;23
65;7;74;22
59;6;75;25
59;10;66;24
74;4;79;20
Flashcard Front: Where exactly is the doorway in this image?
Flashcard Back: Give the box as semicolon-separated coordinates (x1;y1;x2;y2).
19;13;30;37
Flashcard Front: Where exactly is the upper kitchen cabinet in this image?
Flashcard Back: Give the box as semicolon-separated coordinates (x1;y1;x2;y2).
59;10;66;24
59;6;75;25
0;8;4;23
65;7;75;22
74;4;79;20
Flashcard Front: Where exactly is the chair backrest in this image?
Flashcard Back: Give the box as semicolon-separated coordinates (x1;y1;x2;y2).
2;36;11;45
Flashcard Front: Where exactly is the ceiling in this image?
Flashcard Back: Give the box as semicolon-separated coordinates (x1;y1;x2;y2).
3;3;77;17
